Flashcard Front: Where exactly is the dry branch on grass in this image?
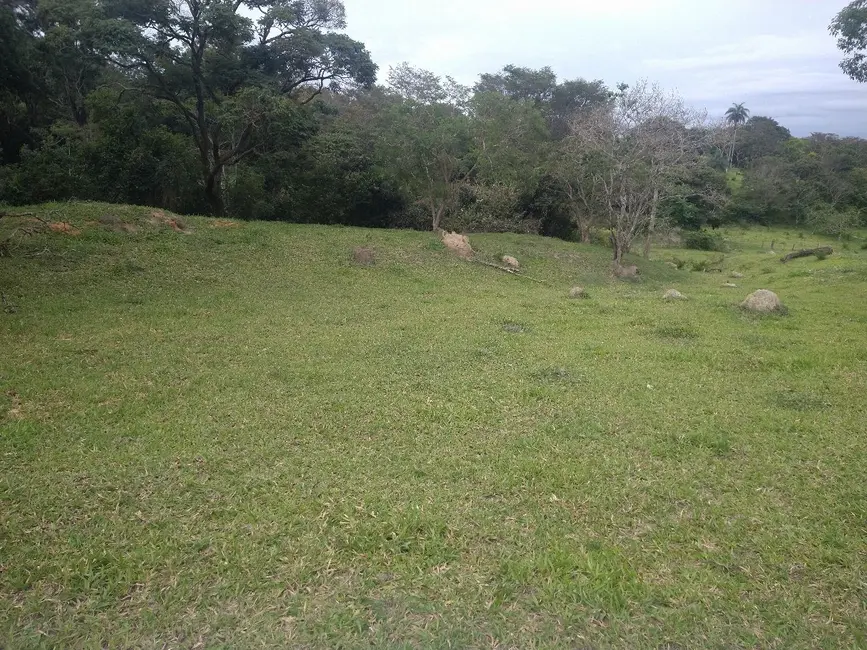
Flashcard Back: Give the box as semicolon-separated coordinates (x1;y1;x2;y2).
0;214;51;256
470;259;549;284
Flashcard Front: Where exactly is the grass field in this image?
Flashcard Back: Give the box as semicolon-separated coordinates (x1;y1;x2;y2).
1;202;866;648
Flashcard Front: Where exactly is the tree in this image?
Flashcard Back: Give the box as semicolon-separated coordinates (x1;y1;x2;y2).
808;204;863;239
725;102;750;168
474;65;557;105
547;78;612;139
563;80;707;263
830;0;867;82
733;116;791;166
467;91;548;188
381;64;471;231
93;0;376;215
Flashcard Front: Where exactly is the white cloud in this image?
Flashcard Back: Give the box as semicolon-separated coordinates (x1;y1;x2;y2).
341;0;867;136
645;33;839;71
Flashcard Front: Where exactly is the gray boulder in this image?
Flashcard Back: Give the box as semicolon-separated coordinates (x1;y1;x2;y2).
741;289;785;313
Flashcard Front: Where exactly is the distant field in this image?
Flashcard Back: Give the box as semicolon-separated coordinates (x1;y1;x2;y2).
1;203;866;648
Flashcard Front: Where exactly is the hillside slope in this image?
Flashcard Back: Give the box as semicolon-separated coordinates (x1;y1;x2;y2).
1;203;866;648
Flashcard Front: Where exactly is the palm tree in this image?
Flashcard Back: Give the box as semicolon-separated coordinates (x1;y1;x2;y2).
725;102;750;169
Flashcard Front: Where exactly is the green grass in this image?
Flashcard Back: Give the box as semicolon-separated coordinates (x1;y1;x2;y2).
1;203;866;648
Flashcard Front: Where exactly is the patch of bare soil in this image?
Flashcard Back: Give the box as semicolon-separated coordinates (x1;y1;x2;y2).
210;219;240;229
5;391;23;420
150;210;192;234
98;214;139;233
352;246;376;266
48;222;81;236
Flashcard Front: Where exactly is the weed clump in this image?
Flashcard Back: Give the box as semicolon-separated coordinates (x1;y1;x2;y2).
690;256;724;273
683;230;728;252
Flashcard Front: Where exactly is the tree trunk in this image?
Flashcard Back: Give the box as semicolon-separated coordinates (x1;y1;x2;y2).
643;187;659;258
611;232;625;264
728;124;739;169
574;207;591;243
205;166;226;216
431;201;444;231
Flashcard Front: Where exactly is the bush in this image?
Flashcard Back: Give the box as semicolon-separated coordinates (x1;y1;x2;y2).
683;230;728;252
807;205;861;240
452;184;534;233
523;174;575;240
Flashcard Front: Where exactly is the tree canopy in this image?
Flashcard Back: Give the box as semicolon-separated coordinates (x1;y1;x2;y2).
0;1;865;243
831;0;867;82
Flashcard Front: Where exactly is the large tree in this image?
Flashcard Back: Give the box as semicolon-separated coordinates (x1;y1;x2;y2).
830;0;867;82
94;0;376;215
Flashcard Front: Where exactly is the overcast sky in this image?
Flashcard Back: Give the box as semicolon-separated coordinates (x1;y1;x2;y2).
341;0;866;137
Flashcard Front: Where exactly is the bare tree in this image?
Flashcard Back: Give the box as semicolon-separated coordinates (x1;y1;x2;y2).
562;80;708;263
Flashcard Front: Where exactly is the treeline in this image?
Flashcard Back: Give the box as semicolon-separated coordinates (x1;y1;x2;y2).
1;0;865;248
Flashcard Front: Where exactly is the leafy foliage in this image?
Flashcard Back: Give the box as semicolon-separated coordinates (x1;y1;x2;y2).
0;3;865;240
830;0;867;82
682;230;728;252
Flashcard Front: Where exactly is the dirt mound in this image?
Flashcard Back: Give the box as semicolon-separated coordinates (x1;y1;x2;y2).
741;289;786;314
613;263;640;278
150;210;192;234
98;214;138;233
48;222;81;236
502;255;520;269
441;232;474;259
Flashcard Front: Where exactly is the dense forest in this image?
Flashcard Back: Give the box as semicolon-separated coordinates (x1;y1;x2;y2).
1;0;866;253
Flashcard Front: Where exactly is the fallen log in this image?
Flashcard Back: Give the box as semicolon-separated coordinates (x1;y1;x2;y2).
780;246;833;263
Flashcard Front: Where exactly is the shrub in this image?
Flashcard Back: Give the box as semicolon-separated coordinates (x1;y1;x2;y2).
807;205;861;240
453;184;534;234
683;230;728;252
523;175;574;240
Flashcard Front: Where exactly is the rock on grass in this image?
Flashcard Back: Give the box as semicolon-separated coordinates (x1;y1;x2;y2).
741;289;786;314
